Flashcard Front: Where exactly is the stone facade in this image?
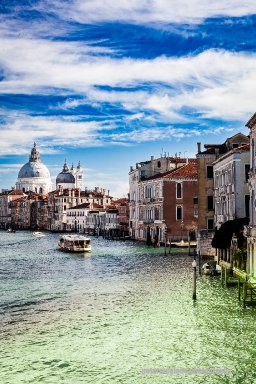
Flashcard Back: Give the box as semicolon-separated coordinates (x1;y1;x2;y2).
129;155;193;241
0;190;25;229
213;144;250;229
245;113;256;278
197;133;249;256
129;157;198;243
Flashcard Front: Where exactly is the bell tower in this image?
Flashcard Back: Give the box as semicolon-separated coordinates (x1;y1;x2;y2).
76;161;83;189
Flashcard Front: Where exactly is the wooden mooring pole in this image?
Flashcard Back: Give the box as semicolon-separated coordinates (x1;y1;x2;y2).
192;249;197;300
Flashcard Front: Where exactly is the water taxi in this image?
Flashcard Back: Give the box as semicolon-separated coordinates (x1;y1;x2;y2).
58;235;92;253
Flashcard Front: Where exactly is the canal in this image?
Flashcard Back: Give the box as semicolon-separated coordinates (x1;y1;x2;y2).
1;231;256;383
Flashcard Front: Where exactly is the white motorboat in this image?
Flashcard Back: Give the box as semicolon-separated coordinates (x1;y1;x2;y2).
58;235;91;253
33;231;45;237
202;263;212;275
202;261;221;275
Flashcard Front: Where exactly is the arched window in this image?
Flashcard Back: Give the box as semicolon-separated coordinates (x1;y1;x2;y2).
39;187;43;194
176;183;182;199
35;187;37;193
157;161;161;168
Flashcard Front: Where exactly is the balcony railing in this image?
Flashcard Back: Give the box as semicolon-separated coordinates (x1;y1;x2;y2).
143;219;154;224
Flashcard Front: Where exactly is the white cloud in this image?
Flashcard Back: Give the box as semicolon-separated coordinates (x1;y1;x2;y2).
0;35;255;123
40;0;256;25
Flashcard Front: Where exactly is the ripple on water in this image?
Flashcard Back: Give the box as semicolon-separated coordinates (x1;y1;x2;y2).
1;231;256;383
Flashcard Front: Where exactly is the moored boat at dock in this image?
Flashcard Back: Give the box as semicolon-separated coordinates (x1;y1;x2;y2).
58;235;92;252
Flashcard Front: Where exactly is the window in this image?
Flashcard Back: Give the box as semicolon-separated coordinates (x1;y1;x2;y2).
245;195;250;218
207;196;214;210
145;186;152;198
193;197;198;205
207;165;213;178
207;218;214;230
245;164;250;182
176;183;182;199
232;144;239;148
157;161;161;168
176;206;182;220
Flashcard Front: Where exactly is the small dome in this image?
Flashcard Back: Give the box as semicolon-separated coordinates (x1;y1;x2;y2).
18;161;50;178
56;160;75;184
56;171;75;184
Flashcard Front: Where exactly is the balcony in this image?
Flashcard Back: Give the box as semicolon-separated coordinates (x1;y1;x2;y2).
143;219;154;224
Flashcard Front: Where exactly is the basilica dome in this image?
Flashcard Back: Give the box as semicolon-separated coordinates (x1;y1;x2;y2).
16;143;52;194
18;161;50;179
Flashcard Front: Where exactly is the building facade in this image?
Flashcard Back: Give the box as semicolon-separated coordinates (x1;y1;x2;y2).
213;144;250;229
129;157;198;243
0;190;25;229
48;187;112;231
129;155;193;241
245;113;256;278
197;133;249;256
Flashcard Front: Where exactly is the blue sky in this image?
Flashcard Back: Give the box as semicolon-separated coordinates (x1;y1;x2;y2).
0;1;256;196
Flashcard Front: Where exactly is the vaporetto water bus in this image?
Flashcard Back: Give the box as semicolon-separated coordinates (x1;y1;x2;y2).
58;235;92;253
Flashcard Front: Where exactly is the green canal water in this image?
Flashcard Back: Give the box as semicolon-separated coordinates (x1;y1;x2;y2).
1;231;256;384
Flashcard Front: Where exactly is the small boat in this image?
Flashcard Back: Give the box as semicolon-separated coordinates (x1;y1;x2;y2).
33;231;45;237
6;228;15;233
202;263;212;275
58;235;91;253
202;261;221;275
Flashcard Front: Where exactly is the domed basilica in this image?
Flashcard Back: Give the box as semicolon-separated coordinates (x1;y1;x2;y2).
16;143;83;194
56;160;83;190
16;143;52;194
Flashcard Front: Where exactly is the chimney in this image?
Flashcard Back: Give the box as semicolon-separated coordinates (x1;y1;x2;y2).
151;156;154;161
215;148;219;156
197;142;202;153
130;166;133;172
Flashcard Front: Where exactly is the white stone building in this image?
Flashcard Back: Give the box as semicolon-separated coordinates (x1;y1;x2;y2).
213;144;250;229
245;113;256;278
66;202;90;232
48;187;112;231
16;143;52;194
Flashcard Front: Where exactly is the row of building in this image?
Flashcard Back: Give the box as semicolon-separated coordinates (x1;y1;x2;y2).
128;131;251;255
0;186;129;235
0;144;129;235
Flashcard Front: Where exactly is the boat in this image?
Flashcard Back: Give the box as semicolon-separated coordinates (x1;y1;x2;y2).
202;263;212;275
33;231;45;237
202;261;221;275
58;235;92;253
6;228;15;233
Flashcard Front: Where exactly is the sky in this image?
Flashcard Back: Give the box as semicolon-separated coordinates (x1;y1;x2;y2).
0;1;256;197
